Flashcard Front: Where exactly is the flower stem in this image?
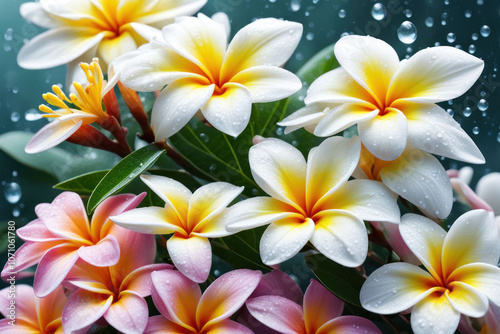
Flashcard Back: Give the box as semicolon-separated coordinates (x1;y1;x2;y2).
118;82;155;143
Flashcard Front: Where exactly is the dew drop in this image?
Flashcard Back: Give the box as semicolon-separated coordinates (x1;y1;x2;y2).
4;182;21;204
463;107;472;117
290;0;300;12
497;132;500;143
371;3;387;21
477;0;484;5
480;25;490;37
464;10;472;18
397;21;417;44
306;32;314;40
425;17;434;27
338;9;346;18
478;99;488;111
10;112;20;122
403;9;412;18
4;28;13;41
472;33;479;41
12;207;20;218
446;32;456;43
472;126;480;135
468;44;476;54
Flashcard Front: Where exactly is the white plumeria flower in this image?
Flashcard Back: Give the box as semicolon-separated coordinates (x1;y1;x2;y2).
279;35;485;163
110;175;243;283
360;210;500;334
114;13;302;139
354;144;452;218
18;0;207;81
224;136;400;266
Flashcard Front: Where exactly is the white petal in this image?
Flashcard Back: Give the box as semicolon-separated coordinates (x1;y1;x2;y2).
360;262;436;314
405;103;484;163
221;18;302;82
211;12;230;37
118;45;206;92
358;107;407;161
20;2;57;28
387;46;484;103
129;22;162;42
399;213;446;280
305;136;361;211
305;67;376;105
476;173;500;215
313;103;378;137
260;218;315;265
449;263;500;307
25;114;94;154
325;179;400;223
411;295;460;334
380;147;453;219
167;235;212;283
442;210;500;276
224;197;303;232
249;138;306;211
17;28;104;69
161;13;226;80
279;103;332;134
310;210;368;267
334;35;400;107
97;31;138;68
446;281;489;318
110;206;182;235
152;79;215;140
230;66;301;103
135;0;208;28
200;83;252;137
188;182;243;233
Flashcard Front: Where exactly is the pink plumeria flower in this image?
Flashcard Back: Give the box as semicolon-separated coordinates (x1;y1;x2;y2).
17;0;207;81
113;13;302;139
111;175;243;283
224;136;400;267
1;192;145;297
145;269;261;333
0;284;69;333
62;226;172;334
355;144;453;218
280;35;484;163
360;210;500;334
247;279;381;334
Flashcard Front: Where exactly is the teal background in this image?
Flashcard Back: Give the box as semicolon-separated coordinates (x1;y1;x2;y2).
0;0;499;225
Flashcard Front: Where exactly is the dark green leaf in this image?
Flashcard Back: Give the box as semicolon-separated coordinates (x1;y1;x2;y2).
211;226;272;273
87;143;165;214
169;99;290;197
0;131;118;181
54;170;109;194
305;253;365;307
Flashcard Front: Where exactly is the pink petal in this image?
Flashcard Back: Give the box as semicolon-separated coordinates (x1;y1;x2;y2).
104;291;149;334
1;241;59;277
50;192;90;232
77;234;120;267
120;263;174;297
91;193;146;240
304;279;344;333
246;295;305;334
197;269;262;330
450;178;494;212
0;319;40;333
167;234;212;283
151;270;200;331
17;219;60;242
205;319;253;333
34;244;80;297
0;284;36;324
62;289;113;333
317;316;381;334
37;285;68;331
144;315;189;334
253;270;303;304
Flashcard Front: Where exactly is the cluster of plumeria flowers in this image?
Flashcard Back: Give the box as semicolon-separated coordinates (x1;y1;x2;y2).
3;0;500;333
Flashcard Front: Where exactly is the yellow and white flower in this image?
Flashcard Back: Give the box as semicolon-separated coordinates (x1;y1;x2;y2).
18;0;207;79
114;13;302;139
224;136;400;266
280;35;485;163
360;210;500;334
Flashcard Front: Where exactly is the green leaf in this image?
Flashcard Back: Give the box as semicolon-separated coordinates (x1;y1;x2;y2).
87;143;165;214
0;131;118;181
54;170;109;194
305;253;365;307
211;227;272;273
169;99;290;197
